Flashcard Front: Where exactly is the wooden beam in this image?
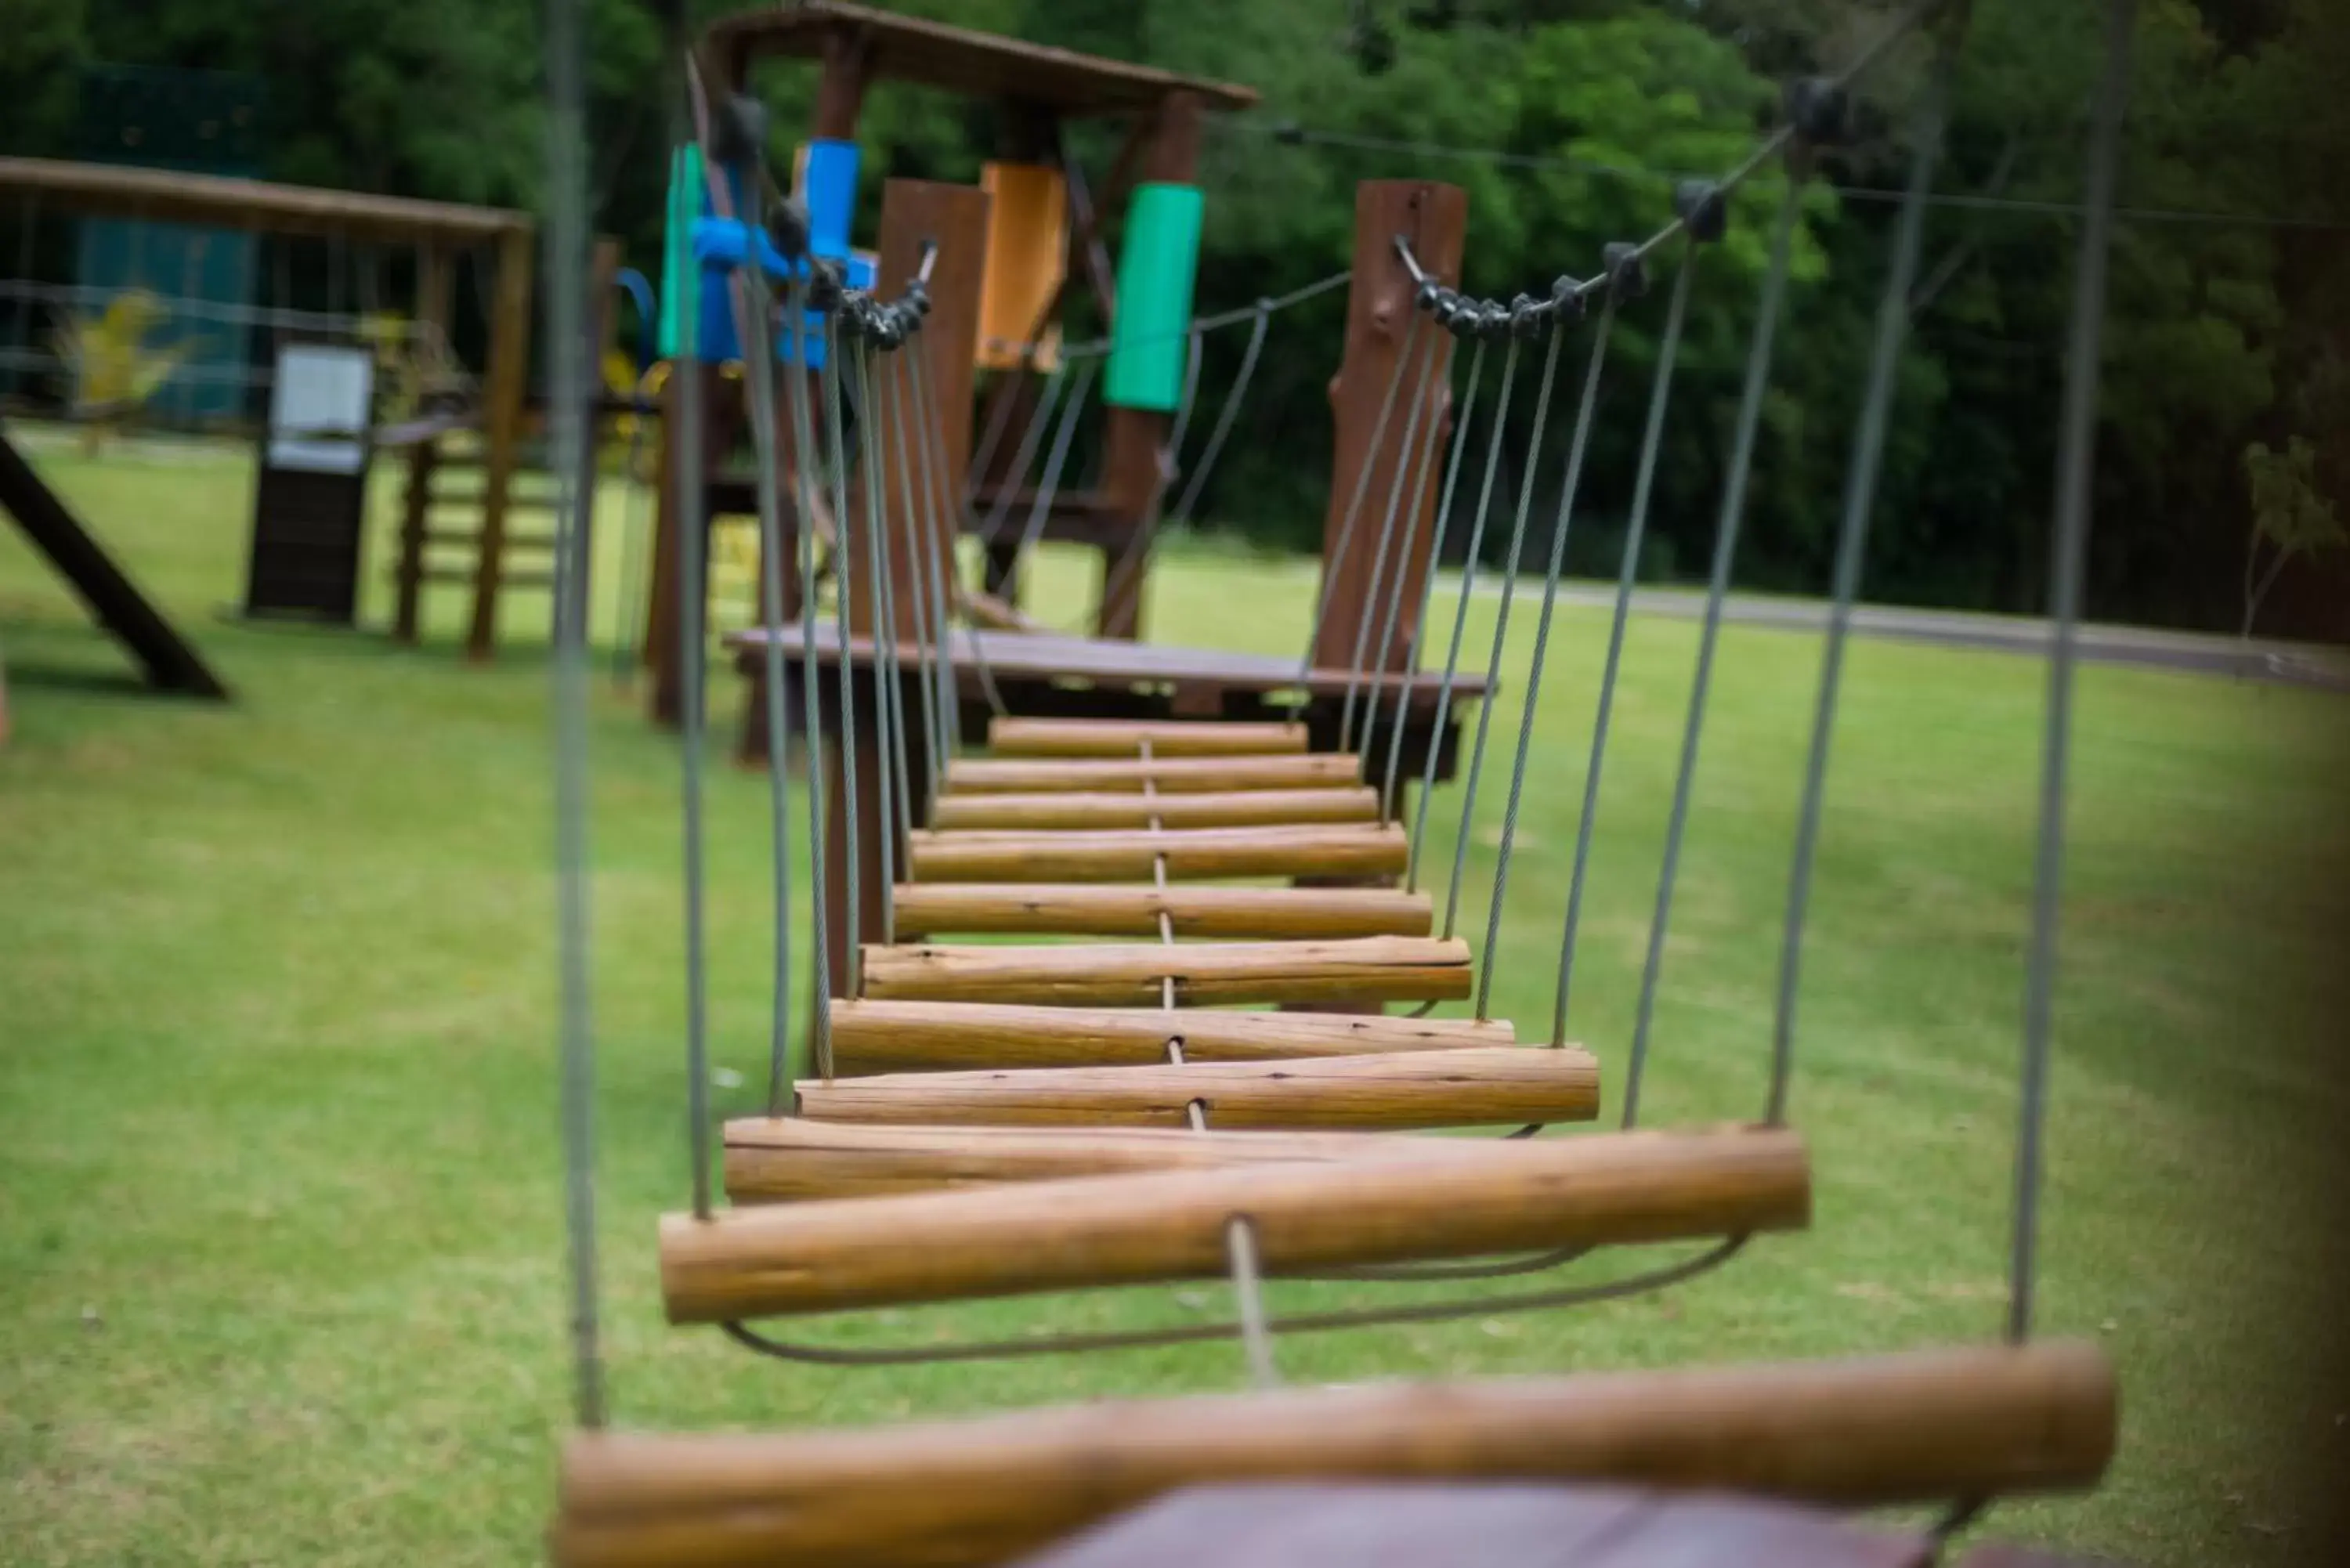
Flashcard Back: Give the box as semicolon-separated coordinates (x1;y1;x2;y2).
797;1046;1599;1130
0;156;529;246
908;823;1407;883
465;223;537;661
890;882;1430;939
945;752;1360;795
830;998;1509;1073
861;934;1469;1006
988;716;1307;756
931;786;1381;831
724;1117;1494;1201
553;1343;2117;1567
662;1125;1807;1321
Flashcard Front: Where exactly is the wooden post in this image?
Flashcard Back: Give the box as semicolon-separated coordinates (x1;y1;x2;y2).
392;243;454;645
1311;181;1465;675
392;434;435;644
645;365;736;727
466;222;537;660
1096;91;1202;641
818;176;990;1017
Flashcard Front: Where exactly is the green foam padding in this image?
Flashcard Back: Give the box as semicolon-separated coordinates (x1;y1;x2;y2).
1104;182;1205;412
657;143;702;361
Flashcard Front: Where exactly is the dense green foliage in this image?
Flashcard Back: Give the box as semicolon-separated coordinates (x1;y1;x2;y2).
5;0;2345;634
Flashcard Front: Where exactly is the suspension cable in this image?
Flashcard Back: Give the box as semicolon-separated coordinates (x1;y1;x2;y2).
1337;334;1448;756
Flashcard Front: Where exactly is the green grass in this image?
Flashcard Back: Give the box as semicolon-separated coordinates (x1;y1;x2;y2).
4;428;2347;1566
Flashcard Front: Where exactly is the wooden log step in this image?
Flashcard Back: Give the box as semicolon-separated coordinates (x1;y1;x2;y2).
660;1124;1810;1322
988;717;1308;757
945;753;1361;796
723;1118;1486;1202
891;883;1431;940
860;936;1472;1007
907;824;1408;883
830;999;1511;1074
930;787;1383;832
797;1046;1600;1131
552;1343;2114;1568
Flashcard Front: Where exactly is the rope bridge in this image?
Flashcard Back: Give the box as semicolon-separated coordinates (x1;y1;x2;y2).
540;0;2137;1560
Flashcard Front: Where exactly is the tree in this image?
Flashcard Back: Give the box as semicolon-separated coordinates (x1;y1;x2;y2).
2240;437;2345;638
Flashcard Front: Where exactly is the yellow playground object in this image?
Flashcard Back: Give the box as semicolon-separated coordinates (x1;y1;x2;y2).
977;161;1067;372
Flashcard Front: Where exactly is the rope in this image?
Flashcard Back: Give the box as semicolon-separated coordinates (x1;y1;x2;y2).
1438;320;1568;941
822;318;867;1003
674;100;718;1215
1299;314;1424;681
885;353;945;800
542;0;603;1431
1617;181;1803;1130
1474;294;1618;1022
905;345;974;746
852;341;906;947
1008;359;1099;565
1770;61;1950;1125
970;365;1068;551
2013;0;2133;1345
1406;339;1520;888
1338;335;1449;757
1555;250;1697;1044
1377;338;1488;823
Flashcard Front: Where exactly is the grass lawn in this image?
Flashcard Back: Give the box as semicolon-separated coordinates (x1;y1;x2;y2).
4;428;2348;1566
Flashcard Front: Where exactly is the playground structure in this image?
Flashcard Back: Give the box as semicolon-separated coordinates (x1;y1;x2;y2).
641;1;1260;725
535;0;2140;1559
0;154;552;662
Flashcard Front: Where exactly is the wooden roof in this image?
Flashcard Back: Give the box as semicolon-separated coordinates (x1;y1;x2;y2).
706;2;1259;117
0;158;531;246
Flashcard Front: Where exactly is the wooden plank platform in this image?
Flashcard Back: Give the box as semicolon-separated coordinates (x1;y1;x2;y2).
945;753;1363;796
724;1118;1498;1201
890;883;1430;939
660;1125;1811;1321
987;717;1308;757
859;936;1473;1007
907;824;1408;883
929;788;1383;831
555;1342;2113;1566
796;1046;1600;1130
829;999;1509;1073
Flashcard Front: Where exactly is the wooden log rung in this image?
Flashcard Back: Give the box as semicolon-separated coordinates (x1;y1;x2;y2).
860;934;1472;1007
553;1343;2117;1568
724;1118;1486;1202
890;883;1431;940
797;1045;1599;1130
945;753;1362;796
907;824;1408;884
660;1125;1810;1322
829;999;1511;1074
988;717;1309;757
929;787;1383;832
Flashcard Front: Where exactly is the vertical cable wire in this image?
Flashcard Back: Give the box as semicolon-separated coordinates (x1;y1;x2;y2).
2012;0;2133;1342
1439;320;1570;940
790;327;837;1084
1338;335;1444;755
1346;344;1454;764
1010;359;1099;562
905;346;967;753
1407;338;1520;887
1379;338;1487;823
735;184;801;1118
1299;316;1424;679
673;206;714;1211
541;0;603;1428
884;353;943;802
1554;253;1696;1044
822;317;865;1003
1622;179;1802;1130
853;341;906;942
1476;297;1618;1021
971;365;1068;551
1770;64;1950;1123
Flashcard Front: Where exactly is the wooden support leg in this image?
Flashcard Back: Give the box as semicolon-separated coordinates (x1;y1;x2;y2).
392;436;435;645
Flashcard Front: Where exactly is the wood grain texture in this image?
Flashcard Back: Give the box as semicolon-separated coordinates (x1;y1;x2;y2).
931;787;1383;831
945;753;1361;795
660;1125;1809;1320
722;1118;1489;1201
860;935;1472;1006
554;1342;2113;1567
797;1046;1599;1129
830;999;1511;1072
988;717;1308;757
889;883;1431;939
907;824;1408;883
